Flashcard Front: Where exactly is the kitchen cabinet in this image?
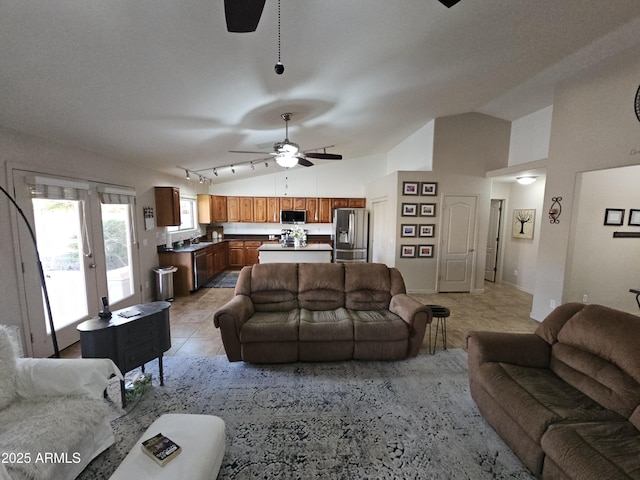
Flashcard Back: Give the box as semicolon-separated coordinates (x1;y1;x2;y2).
244;241;261;266
227;197;240;222
318;198;333;223
154;187;181;227
332;198;350;209
267;197;280;223
228;241;245;267
306;198;319;223
349;198;366;208
253;197;268;223
240;197;253;222
280;197;294;210
213;242;229;274
198;195;228;224
158;251;193;296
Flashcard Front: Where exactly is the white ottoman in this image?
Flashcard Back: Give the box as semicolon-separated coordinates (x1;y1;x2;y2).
109;414;226;480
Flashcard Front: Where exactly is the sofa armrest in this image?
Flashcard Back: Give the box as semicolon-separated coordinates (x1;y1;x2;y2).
213;294;255;362
467;331;550;374
15;357;123;400
390;294;432;357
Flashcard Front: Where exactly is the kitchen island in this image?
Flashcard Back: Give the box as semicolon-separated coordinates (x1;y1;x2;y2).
257;243;333;264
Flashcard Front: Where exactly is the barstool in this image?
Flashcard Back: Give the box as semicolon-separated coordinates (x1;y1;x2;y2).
427;305;450;354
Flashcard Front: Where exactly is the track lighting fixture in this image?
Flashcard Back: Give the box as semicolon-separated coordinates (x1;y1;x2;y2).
250;161;255;171
185;169;191;180
265;161;269;168
213;168;218;176
231;165;235;174
199;175;204;184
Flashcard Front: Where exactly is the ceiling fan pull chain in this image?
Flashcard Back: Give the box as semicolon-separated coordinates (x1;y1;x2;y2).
274;0;284;74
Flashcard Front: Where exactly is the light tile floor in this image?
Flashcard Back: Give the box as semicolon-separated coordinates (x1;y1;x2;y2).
61;279;540;358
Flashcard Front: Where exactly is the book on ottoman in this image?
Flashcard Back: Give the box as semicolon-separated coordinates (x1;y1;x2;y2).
141;432;182;467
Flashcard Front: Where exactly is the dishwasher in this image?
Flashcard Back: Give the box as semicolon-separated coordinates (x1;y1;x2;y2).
193;249;208;290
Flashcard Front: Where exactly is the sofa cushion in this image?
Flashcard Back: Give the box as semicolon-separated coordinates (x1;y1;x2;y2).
240;310;299;342
551;304;640;418
474;362;623;443
248;263;299;312
298;263;345;311
351;310;409;341
0;326;17;409
344;263;392;311
299;308;352;341
541;421;640;480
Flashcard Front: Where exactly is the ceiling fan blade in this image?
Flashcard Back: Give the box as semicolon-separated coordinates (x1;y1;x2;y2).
438;0;461;7
229;150;275;155
297;157;314;167
224;0;266;32
304;152;343;160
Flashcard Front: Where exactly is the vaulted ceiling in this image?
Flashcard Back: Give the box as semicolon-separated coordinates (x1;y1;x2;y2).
2;1;640;183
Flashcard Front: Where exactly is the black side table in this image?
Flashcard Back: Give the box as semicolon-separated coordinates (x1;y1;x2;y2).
77;301;171;406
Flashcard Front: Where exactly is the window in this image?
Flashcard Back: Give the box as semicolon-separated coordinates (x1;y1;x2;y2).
167;197;198;233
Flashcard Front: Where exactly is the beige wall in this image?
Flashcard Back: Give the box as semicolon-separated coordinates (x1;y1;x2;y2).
532;43;640;319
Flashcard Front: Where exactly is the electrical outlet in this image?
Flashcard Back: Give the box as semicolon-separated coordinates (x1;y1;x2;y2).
582;294;588;303
550;299;556;309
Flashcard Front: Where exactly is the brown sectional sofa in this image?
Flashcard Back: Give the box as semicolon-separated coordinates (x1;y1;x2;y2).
213;262;432;363
467;303;640;479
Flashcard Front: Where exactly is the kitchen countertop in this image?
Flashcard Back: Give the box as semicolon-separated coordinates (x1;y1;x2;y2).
158;235;333;254
257;243;333;251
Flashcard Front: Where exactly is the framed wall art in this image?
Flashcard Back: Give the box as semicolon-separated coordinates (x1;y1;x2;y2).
418;245;434;258
419;203;436;217
401;224;417;237
400;245;416;258
420;182;437;196
512;209;536;239
402;203;418;216
604;208;625;226
403;182;419;196
419;224;435;237
628;209;640;226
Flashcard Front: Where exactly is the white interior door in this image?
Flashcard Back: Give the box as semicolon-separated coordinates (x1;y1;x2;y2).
371;198;393;266
438;195;478;292
485;199;503;282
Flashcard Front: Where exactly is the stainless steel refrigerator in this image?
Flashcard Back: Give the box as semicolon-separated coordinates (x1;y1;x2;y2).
333;208;369;263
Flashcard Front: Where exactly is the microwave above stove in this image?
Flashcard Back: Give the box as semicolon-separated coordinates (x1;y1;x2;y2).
280;209;306;224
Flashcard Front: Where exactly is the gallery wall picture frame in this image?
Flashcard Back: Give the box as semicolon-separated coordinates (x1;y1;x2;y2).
420;182;438;196
604;208;625;226
400;245;416;258
403;182;419;196
419;224;435;237
512;208;536;239
419;203;436;217
418;245;434;258
628;209;640;226
402;203;418;216
401;224;417;237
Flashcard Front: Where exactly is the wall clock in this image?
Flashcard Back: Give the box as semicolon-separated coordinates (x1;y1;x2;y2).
635;84;640;122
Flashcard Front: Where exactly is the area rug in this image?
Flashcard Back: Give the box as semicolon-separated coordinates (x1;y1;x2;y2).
205;272;239;288
78;350;534;479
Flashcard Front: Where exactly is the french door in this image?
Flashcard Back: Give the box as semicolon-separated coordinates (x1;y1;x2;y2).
12;169;140;357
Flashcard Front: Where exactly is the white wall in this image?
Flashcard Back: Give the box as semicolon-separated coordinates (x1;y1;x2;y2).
508;106;553;166
500;179;546;294
386;121;434;173
532;43;640;319
0;126;209;347
565;165;640;312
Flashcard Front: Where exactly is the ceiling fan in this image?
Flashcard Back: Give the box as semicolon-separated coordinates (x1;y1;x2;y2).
229;113;343;168
224;0;460;33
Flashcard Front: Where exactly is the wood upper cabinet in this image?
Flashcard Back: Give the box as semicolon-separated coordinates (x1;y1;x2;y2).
240;197;253;222
198;194;229;224
267;197;280;223
226;196;240;222
212;196;227;222
280;197;294;210
155;187;181;227
318;198;333;223
293;198;306;210
253;197;267;223
306;198;319;223
332;198;350;209
349;198;366;208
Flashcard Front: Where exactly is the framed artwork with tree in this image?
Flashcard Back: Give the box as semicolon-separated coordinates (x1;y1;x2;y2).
512;209;535;239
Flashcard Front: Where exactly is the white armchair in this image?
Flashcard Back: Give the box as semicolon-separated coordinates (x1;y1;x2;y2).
0;325;123;480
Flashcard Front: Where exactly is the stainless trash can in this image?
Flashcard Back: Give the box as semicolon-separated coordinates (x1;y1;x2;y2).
153;266;178;301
